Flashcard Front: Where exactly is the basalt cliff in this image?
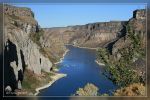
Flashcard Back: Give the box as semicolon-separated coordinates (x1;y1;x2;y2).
4;4;146;96
41;21;127;58
4;5;53;95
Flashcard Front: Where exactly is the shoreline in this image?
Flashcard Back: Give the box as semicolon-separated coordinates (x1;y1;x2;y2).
54;44;98;65
34;73;67;96
95;60;105;66
54;49;70;65
34;48;69;96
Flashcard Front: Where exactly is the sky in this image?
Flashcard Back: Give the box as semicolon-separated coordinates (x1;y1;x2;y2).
13;4;146;28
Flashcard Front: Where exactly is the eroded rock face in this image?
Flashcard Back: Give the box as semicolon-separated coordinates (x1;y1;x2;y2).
4;5;52;91
133;9;146;20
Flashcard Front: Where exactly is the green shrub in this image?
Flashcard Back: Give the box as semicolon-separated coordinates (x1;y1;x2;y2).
97;48;110;64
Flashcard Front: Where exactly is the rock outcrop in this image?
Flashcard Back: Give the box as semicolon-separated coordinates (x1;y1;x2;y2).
4;5;52;93
112;9;146;57
133;9;146;20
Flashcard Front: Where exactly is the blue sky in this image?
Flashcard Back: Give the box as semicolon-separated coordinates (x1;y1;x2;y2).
14;4;146;28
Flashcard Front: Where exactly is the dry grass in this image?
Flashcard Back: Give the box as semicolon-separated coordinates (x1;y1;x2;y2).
20;69;53;95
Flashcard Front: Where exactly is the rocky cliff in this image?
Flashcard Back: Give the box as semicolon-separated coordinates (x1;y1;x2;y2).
4;5;52;94
42;21;127;47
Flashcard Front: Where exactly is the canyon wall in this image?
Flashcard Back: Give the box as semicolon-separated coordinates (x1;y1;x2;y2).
42;21;127;48
4;5;52;93
41;20;127;59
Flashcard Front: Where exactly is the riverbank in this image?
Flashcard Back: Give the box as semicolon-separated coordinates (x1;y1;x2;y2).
54;49;70;65
34;47;69;95
54;44;97;65
95;60;105;66
34;73;67;95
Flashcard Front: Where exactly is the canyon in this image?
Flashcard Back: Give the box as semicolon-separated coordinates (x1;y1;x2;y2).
3;4;146;96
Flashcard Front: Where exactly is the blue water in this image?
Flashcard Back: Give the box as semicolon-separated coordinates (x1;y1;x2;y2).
39;45;117;96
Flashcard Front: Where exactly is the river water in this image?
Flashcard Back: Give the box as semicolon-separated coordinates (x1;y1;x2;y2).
39;45;117;96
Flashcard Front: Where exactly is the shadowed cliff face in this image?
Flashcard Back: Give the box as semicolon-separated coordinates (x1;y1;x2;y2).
4;40;18;96
4;4;53;74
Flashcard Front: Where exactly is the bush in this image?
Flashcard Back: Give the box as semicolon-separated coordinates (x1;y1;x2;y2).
114;83;146;96
74;83;99;96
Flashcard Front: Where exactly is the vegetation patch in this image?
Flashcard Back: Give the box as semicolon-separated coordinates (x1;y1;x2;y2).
74;83;99;96
114;83;145;96
74;83;145;96
22;69;40;94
